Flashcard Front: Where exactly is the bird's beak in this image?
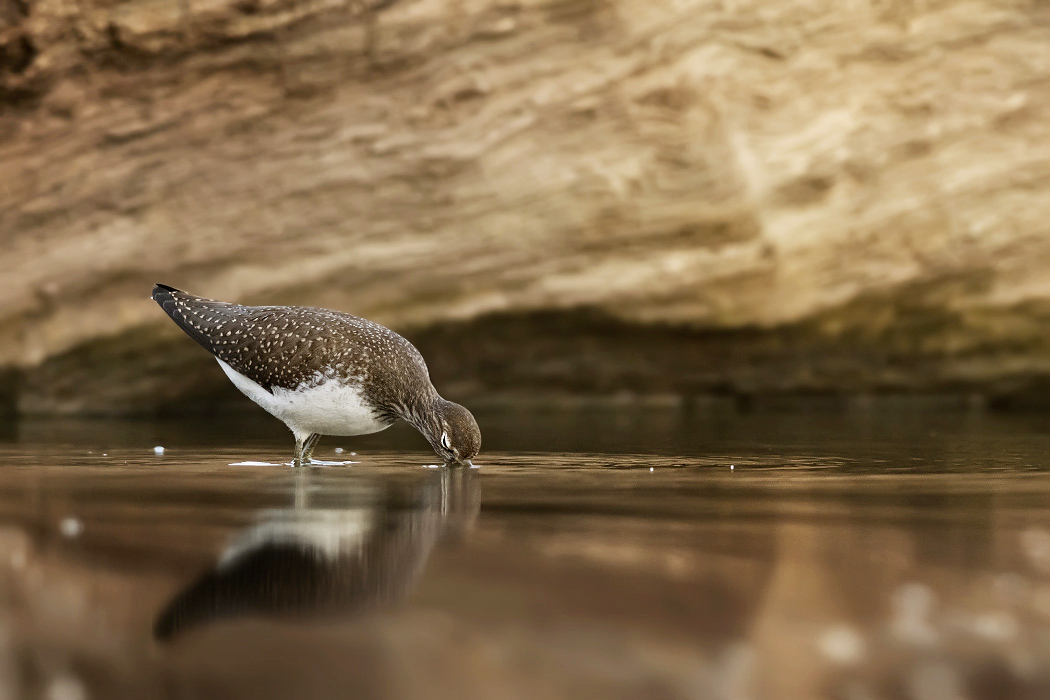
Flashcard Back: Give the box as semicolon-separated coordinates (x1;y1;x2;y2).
445;458;473;468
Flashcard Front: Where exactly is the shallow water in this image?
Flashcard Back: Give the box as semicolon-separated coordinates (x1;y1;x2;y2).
2;406;1050;699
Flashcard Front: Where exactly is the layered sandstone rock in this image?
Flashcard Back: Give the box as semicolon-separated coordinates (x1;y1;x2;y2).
1;0;1049;413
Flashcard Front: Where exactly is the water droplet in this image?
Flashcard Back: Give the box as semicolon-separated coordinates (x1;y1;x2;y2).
45;674;87;700
818;625;865;664
891;583;938;646
973;612;1018;641
153;446;165;455
60;518;82;538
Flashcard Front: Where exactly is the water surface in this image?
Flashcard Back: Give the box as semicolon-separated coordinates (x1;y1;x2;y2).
1;406;1050;699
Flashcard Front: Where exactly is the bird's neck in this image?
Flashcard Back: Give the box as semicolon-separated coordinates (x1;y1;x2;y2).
396;391;442;435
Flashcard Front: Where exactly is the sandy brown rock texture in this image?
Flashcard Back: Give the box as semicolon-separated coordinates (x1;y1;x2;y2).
2;0;1050;414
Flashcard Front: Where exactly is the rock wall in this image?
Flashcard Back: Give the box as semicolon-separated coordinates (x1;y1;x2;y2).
2;0;1050;414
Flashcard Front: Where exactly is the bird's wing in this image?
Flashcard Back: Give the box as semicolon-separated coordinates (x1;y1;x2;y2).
152;284;425;396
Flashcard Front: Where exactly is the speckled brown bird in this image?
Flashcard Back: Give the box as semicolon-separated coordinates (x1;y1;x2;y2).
151;284;481;467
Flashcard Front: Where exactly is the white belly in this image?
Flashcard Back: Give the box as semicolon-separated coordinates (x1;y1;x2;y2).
217;359;392;442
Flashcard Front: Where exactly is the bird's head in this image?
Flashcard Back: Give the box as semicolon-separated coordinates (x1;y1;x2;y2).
424;399;481;467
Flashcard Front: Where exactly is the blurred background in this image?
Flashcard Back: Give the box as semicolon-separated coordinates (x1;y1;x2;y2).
2;0;1049;417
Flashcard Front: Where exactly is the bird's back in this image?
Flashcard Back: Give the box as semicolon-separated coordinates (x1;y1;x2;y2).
152;285;434;418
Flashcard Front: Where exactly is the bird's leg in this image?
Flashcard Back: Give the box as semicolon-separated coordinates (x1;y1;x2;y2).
292;433;322;467
299;433;322;466
292;438;305;467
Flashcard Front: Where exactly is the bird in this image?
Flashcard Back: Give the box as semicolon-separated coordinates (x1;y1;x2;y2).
151;284;480;467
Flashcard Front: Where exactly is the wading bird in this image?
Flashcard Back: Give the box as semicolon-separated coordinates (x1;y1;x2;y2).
152;284;480;467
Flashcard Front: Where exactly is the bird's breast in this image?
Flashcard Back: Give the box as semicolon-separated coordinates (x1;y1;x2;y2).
217;359;392;438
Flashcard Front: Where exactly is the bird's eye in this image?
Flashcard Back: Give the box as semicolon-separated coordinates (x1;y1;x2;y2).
440;431;452;451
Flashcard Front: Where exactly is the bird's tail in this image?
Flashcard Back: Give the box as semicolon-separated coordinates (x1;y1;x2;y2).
151;283;232;354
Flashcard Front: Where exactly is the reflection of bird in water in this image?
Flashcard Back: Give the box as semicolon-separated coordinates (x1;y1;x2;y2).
154;468;479;641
